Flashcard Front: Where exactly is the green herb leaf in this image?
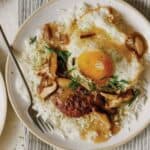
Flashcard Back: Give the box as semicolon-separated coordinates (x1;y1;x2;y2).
101;76;128;92
88;82;96;91
65;67;76;76
29;36;37;44
57;50;71;64
128;89;141;106
120;80;129;84
45;46;55;53
69;76;80;90
46;46;71;72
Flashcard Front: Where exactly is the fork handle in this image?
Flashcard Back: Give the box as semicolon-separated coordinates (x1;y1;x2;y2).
0;25;33;105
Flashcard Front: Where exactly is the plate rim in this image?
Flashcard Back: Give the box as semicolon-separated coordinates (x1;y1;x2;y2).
5;0;150;149
0;72;7;136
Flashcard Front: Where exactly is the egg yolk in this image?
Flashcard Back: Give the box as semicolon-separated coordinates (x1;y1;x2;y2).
77;51;114;81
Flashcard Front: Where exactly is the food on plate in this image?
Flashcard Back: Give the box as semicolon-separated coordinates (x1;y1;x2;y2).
21;4;147;143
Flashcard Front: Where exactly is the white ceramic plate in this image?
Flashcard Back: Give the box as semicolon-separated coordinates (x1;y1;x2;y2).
0;72;7;136
5;0;150;149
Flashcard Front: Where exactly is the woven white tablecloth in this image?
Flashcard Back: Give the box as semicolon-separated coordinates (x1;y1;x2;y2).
19;0;150;149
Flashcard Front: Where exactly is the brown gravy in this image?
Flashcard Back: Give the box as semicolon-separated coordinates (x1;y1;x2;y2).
80;112;111;143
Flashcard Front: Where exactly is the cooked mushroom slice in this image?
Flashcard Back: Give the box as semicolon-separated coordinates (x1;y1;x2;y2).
100;89;134;108
43;24;53;43
36;61;50;76
107;8;115;23
107;7;121;24
126;33;146;58
59;34;69;44
57;78;71;88
37;53;57;79
37;76;52;93
80;32;96;39
39;81;57;100
43;23;69;49
37;68;48;77
95;94;117;114
135;35;145;56
111;122;121;135
49;52;57;79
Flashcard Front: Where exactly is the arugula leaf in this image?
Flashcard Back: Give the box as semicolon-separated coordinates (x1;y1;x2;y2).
128;89;141;106
69;76;80;90
29;36;37;44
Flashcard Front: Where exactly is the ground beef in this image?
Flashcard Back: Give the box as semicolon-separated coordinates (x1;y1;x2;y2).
52;86;117;118
54;87;97;117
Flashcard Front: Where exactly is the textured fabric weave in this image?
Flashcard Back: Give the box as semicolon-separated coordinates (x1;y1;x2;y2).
18;0;150;149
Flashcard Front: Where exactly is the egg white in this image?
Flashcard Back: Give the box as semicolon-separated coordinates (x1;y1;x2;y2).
66;6;143;89
77;7;126;44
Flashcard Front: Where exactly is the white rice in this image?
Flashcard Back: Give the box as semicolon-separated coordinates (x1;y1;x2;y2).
17;3;148;142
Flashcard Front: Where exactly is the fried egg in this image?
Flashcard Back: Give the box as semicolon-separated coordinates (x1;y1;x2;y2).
77;50;114;81
66;6;143;89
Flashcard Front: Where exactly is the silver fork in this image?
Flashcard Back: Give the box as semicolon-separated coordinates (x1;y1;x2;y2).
0;25;54;133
